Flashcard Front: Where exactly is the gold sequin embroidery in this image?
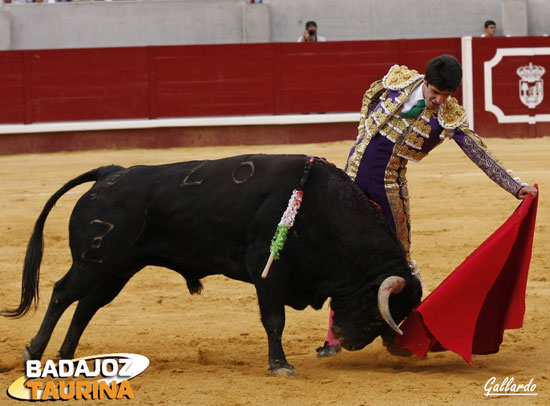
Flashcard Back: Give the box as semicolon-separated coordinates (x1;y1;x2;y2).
386;115;409;134
384;151;411;259
411;119;432;139
395;144;427;162
379;124;399;143
372;108;388;126
366;115;378;138
422;109;437;122
438;97;467;129
382;97;400;114
404;133;425;150
382;65;423;90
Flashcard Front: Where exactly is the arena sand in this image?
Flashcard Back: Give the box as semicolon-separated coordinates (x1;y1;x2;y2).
0;137;549;405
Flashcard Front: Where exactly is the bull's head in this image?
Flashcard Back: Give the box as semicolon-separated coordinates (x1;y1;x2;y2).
330;275;422;351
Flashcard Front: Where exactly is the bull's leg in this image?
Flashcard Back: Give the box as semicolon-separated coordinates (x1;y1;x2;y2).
247;238;296;376
24;266;87;361
255;292;295;376
56;276;131;359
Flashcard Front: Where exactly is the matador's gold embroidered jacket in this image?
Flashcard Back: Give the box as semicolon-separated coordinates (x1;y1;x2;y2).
345;65;524;197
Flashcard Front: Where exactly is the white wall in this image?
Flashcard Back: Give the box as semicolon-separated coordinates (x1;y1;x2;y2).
0;3;10;50
527;0;550;36
4;1;254;50
269;0;504;42
1;0;547;51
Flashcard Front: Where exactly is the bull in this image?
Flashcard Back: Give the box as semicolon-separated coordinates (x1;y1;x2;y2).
3;154;422;376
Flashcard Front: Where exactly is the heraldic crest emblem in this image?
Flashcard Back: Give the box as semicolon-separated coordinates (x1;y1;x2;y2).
517;62;545;109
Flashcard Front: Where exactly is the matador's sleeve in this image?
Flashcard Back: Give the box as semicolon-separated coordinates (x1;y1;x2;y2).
452;126;524;198
439;97;524;198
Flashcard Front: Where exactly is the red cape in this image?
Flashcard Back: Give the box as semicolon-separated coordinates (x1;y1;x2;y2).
396;187;539;363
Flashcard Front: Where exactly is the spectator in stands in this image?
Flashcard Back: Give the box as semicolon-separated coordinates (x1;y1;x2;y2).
482;20;497;37
298;21;326;42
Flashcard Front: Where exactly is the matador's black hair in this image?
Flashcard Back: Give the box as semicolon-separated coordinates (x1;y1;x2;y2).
425;54;463;93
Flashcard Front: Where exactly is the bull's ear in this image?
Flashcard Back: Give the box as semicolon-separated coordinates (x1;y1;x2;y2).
377;276;406;335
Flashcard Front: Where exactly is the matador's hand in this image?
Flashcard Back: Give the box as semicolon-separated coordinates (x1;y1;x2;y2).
518;185;538;199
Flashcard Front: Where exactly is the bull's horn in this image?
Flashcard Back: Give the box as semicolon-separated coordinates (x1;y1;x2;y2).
377;276;406;335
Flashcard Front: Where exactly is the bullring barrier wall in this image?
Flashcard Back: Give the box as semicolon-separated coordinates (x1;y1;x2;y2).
0;36;548;154
0;39;462;124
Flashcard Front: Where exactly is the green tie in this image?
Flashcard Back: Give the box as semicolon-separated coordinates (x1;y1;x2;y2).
401;99;426;118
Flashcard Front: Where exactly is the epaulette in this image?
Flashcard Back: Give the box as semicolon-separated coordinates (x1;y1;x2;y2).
382;65;423;91
438;97;468;129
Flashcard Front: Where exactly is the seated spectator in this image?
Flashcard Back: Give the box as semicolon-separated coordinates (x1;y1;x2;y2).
297;21;326;42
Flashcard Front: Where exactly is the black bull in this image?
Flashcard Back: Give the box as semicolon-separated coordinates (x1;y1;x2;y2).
3;154;422;375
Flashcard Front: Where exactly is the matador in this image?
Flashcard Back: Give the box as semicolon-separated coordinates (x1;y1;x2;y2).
317;54;538;357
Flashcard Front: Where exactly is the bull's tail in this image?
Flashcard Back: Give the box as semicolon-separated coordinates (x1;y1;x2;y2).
1;165;124;318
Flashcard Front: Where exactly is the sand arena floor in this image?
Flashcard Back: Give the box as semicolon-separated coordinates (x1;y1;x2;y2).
0;137;549;405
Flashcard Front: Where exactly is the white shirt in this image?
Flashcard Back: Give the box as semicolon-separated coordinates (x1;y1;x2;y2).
401;83;425;114
297;35;327;42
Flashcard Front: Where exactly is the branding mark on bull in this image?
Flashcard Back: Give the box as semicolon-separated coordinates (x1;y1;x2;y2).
104;169;129;187
517;62;545;109
232;160;255;184
81;220;115;263
89;168;129;200
181;161;207;187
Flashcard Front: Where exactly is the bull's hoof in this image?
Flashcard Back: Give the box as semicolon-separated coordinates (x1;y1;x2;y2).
382;338;412;357
270;366;298;377
268;361;297;377
23;343;44;363
316;341;341;358
22;347;31;363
